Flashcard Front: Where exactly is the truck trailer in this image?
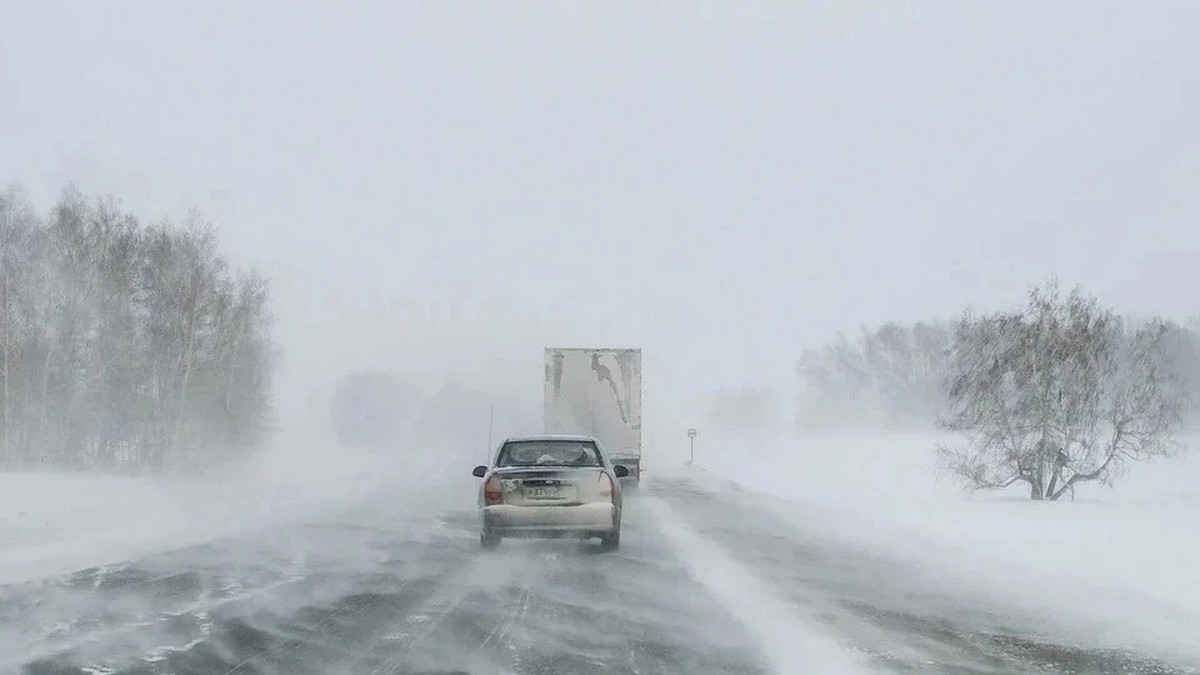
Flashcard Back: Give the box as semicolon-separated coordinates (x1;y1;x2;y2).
543;347;642;485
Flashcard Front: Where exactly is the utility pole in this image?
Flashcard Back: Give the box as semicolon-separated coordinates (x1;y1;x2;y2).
687;427;697;465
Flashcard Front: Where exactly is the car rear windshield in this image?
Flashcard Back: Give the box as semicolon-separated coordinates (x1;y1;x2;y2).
497;440;602;467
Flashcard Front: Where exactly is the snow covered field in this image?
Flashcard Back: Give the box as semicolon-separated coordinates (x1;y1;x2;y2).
687;429;1200;661
0;422;477;587
0;470;361;588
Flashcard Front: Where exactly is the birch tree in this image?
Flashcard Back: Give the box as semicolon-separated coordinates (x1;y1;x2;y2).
0;188;39;466
0;185;274;474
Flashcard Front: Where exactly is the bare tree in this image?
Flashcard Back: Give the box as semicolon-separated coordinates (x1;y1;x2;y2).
0;187;39;466
795;321;953;430
938;280;1183;500
0;185;275;474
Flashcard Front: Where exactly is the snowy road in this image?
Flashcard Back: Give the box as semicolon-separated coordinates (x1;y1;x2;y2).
3;476;1198;675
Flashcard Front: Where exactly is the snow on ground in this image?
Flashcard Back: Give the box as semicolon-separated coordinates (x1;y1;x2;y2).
0;471;265;586
6;416;1197;664
0;422;475;587
683;428;1200;660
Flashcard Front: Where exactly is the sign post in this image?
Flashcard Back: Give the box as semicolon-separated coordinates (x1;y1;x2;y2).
687;427;697;465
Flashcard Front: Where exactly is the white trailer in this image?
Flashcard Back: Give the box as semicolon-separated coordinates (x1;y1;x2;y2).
543;347;642;484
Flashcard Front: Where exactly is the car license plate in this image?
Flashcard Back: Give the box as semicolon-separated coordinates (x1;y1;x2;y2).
525;486;563;500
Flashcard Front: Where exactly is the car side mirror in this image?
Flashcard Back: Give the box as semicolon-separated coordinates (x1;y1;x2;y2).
613;465;629;478
472;465;488;478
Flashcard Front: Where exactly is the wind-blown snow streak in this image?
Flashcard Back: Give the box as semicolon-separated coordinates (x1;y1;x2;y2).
687;430;1200;664
644;495;876;675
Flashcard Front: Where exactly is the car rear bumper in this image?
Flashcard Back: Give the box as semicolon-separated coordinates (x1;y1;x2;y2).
482;503;619;535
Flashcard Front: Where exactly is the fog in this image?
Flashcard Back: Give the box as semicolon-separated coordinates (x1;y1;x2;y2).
3;2;1200;673
5;2;1200;432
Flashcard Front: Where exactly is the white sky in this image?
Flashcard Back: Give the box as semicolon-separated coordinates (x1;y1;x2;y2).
3;2;1198;424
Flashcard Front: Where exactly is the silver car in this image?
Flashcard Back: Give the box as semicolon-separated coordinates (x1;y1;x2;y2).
472;435;630;551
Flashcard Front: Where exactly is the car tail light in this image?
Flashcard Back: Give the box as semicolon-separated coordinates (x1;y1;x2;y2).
598;471;614;499
484;475;503;504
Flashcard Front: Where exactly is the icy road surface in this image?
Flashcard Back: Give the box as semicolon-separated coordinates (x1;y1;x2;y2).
3;477;1198;675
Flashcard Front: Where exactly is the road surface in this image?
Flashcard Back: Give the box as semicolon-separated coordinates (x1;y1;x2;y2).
2;475;1197;675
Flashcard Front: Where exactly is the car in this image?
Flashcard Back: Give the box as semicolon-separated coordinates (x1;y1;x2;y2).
472;435;629;551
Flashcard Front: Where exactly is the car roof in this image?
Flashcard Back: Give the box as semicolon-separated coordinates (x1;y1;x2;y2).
502;434;599;443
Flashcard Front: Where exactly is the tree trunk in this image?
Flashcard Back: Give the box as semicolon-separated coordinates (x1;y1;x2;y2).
224;312;246;414
1045;471;1060;501
1;264;9;469
38;342;54;465
169;289;200;472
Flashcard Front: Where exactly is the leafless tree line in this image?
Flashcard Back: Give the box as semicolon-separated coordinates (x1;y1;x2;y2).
329;370;539;454
796;281;1198;498
0;186;274;474
798;313;1200;433
795;320;955;430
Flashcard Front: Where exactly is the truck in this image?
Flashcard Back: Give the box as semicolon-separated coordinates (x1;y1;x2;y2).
543;347;642;485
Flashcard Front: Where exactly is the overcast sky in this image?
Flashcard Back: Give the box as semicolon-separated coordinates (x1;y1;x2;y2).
2;2;1198;424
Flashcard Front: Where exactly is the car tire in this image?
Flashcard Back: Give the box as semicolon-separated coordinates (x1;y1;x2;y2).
600;530;620;551
480;531;500;549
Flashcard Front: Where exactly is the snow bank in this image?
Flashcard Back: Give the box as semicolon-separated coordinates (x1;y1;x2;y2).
686;429;1200;661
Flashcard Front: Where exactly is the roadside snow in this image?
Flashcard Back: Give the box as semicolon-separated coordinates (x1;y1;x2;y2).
0;424;474;586
685;429;1200;661
0;472;249;586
